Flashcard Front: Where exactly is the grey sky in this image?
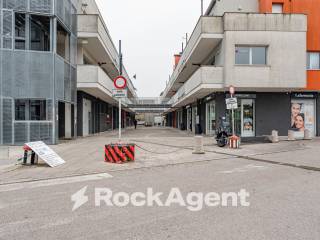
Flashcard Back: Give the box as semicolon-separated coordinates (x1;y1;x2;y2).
95;0;211;97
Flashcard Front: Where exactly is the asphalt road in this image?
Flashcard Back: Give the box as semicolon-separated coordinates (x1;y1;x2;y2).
1;155;320;240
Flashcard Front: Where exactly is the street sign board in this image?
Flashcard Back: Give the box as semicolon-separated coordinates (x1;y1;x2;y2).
112;89;127;98
114;76;127;89
226;97;237;105
226;97;238;110
227;103;238;110
25;141;65;168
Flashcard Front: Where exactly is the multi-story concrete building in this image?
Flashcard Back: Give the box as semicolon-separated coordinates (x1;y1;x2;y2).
0;0;78;145
163;0;320;138
76;0;136;137
0;0;137;145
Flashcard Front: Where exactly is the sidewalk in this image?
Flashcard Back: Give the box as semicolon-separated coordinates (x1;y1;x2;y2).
0;127;319;185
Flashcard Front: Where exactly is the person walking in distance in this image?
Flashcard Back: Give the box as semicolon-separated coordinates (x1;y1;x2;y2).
134;119;137;129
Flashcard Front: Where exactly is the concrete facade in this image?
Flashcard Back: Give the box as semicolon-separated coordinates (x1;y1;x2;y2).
0;0;78;145
76;0;137;137
207;0;259;16
163;0;318;138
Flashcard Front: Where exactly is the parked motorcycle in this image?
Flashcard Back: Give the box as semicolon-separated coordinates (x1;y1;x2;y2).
215;117;231;147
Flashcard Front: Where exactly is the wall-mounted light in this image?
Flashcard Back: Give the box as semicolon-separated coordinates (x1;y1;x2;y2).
81;39;89;45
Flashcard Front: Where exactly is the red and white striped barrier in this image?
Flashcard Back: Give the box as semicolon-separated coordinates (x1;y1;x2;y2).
229;135;240;149
104;144;135;164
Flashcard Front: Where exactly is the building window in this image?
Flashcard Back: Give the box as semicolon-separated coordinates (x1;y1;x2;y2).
30;15;51;51
272;3;283;13
15;99;47;121
30;100;47;120
307;52;320;70
2;10;13;49
15;100;28;121
12;13;51;51
57;22;70;61
235;46;267;65
15;13;26;50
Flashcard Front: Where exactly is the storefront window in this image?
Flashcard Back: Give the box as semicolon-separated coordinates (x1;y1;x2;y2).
206;101;216;135
227;99;255;137
242;99;255;137
291;99;316;136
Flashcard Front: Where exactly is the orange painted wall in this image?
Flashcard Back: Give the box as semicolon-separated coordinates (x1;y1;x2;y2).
259;0;320;90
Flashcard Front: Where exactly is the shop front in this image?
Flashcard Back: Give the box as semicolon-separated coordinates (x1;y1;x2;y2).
206;99;216;136
226;94;256;138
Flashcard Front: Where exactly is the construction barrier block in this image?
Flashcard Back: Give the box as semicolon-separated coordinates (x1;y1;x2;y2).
229;135;240;149
104;144;135;164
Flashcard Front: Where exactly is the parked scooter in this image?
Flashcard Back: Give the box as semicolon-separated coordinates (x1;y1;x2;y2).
215;117;231;147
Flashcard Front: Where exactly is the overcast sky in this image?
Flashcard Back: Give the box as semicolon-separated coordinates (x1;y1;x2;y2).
95;0;212;97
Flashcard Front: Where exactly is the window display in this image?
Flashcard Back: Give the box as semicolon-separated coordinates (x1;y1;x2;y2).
291;100;316;136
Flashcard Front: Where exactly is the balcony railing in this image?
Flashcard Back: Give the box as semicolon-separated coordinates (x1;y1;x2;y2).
170;66;223;106
77;65;114;94
163;16;223;98
78;14;136;97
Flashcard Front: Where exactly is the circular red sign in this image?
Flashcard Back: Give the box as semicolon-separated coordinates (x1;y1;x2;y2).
114;76;127;89
229;85;235;95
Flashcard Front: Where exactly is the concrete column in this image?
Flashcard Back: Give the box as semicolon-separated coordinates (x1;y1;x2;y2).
65;103;72;139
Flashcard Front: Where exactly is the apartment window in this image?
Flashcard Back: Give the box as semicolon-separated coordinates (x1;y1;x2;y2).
307;52;320;70
57;22;70;61
272;3;283;13
235;46;267;65
15;99;47;121
30;15;51;51
15;13;26;50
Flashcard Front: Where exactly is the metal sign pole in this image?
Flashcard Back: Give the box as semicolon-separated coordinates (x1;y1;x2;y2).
119;40;123;142
232;103;235;136
229;86;236;136
119;98;121;141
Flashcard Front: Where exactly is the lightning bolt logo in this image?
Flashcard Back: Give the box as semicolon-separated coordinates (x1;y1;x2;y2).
71;186;89;211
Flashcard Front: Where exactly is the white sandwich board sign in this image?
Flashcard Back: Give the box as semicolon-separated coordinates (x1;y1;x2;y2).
25;141;65;168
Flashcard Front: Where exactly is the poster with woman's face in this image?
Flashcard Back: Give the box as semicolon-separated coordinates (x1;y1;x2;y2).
291;100;315;135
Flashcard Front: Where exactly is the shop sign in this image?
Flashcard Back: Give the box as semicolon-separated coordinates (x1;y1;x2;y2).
292;93;316;99
226;94;256;99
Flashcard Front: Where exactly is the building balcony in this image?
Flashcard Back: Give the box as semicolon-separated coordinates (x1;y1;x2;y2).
77;65;115;103
163;16;224;98
77;14;136;98
170;66;224;107
77;65;135;112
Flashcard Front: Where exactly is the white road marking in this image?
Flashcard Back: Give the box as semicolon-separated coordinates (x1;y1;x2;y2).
219;164;267;174
0;173;113;192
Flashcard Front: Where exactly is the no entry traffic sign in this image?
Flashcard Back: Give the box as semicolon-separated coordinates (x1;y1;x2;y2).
114;76;127;89
229;85;235;95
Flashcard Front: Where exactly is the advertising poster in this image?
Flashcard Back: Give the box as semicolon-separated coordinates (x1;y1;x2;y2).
291;100;316;136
